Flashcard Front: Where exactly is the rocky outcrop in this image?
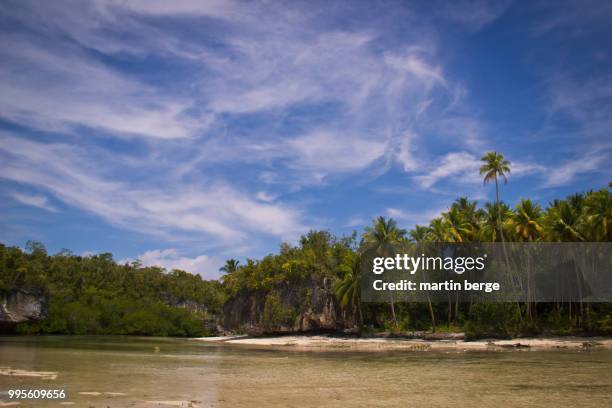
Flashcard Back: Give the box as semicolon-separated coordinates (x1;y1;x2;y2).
222;277;354;335
0;287;47;325
158;294;222;335
159;294;209;313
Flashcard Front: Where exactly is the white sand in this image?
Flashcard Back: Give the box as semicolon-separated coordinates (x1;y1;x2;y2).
193;335;612;351
0;367;58;380
145;401;199;407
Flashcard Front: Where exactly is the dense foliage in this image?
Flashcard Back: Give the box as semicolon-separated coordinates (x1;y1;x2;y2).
218;181;611;338
222;231;355;297
0;244;224;336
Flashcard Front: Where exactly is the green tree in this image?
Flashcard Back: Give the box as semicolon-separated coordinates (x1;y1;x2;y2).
478;202;511;242
584;189;612;241
480;152;511;241
512;199;543;242
362;216;406;327
334;252;363;326
443;207;472;242
544;199;585;242
409;225;430;243
220;259;240;274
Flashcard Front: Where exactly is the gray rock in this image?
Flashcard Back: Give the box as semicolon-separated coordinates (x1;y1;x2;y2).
222;277;354;335
0;287;48;324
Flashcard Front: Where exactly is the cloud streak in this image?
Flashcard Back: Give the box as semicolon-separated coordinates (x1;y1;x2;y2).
10;192;59;213
0;133;306;243
123;248;224;280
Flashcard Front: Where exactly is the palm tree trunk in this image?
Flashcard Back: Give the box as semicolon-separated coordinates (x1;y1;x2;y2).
527;249;532;320
495;175;504;243
426;293;436;332
358;302;364;328
390;298;397;328
447;293;452;327
494;175;523;323
495;175;500;207
454;292;459;325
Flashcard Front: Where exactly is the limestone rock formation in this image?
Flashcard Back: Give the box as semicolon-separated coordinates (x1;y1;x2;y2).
0;287;47;325
222;277;353;335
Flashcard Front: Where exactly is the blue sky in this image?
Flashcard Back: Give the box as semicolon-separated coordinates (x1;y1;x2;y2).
1;0;611;279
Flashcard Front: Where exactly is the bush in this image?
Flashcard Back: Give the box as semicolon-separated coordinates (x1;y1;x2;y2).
464;303;522;339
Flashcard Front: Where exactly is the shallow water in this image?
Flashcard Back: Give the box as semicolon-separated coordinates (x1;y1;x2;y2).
1;336;611;407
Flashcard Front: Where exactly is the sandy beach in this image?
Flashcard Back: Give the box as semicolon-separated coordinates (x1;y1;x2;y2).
193;334;612;351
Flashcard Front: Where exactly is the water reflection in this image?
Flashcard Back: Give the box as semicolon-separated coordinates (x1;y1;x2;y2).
1;336;611;407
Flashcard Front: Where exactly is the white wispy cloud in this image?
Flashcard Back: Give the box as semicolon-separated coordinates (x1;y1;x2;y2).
413;151;482;189
530;0;612;35
385;206;448;228
288;131;387;174
429;0;513;31
410;150;589;193
10;192;59;213
123;248;224;280
255;191;277;203
544;152;610;188
345;216;367;228
0;0;470;180
0;133;306;243
0;36;198;139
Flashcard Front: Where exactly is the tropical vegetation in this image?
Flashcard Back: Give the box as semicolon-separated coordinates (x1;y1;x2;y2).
1;152;610;338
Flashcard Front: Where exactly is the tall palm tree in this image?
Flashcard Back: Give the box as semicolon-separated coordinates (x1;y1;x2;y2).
480;152;511;205
511;199;543;319
334;252;363;326
362;216;406;327
480;152;511;241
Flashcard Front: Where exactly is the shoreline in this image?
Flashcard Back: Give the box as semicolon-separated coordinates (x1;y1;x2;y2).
192;334;612;352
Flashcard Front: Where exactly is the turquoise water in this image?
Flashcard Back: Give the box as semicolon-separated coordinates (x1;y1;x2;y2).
1;336;611;407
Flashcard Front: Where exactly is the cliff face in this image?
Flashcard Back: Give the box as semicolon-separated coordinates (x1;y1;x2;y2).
222;277;354;335
0;287;48;326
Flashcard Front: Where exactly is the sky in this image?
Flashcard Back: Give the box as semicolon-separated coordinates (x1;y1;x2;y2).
1;0;611;279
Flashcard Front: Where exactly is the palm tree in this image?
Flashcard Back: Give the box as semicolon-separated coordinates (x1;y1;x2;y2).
220;258;240;274
428;217;452;242
479;202;511;242
512;199;543;242
334;252;363;326
480;152;511;241
452;197;482;240
409;225;430;243
511;199;543;319
544;199;585;242
363;216;407;246
362;216;406;327
480;152;511;205
443;207;472;242
584;189;612;241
